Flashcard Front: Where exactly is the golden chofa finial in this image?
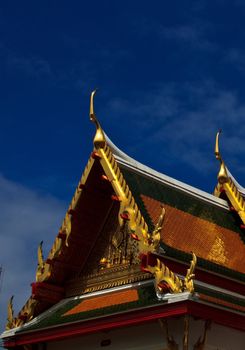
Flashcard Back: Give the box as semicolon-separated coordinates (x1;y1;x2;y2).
215;130;228;184
90;89;106;149
215;129;222;162
6;296;14;330
36;241;45;282
151;205;165;251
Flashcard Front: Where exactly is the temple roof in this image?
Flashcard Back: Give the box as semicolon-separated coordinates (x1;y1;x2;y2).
107;134;229;209
2;93;245;343
2;279;244;343
104;134;245;278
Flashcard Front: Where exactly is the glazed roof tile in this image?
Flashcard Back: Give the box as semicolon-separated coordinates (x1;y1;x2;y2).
14;280;245;334
118;163;245;278
142;195;245;274
16;283;159;333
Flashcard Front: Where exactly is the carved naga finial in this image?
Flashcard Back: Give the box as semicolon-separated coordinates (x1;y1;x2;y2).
6;296;14;330
184;252;197;293
215;130;228;184
36;241;45;281
90;90;106;149
151;205;165;251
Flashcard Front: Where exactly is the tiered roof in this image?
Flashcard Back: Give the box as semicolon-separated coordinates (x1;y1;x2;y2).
1;92;245;348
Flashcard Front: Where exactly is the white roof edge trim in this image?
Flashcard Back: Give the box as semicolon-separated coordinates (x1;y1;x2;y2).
0;280;153;337
105;134;229;210
227;167;245;196
0;327;19;339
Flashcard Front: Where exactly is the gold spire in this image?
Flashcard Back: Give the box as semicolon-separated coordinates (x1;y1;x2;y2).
215;129;222;162
214;130;228;184
90;90;106;149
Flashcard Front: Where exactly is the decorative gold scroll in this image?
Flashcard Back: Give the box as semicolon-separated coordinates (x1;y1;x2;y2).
184;252;197;294
6;296;14;330
214;130;245;225
90;90;197;296
5;296;37;330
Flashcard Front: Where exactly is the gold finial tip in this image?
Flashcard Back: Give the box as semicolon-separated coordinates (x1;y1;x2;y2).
215;129;222;161
89;89;106;148
90;89;98;120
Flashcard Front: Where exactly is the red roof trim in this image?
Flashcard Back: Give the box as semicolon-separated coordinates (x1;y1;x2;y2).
160;256;245;295
4;300;244;347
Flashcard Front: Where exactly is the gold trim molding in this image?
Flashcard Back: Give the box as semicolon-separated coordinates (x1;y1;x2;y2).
214;130;245;225
6;296;37;330
6;92;198;330
90;90;197;296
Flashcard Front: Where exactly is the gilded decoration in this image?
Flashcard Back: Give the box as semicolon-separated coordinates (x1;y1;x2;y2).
6;296;37;330
90;90;155;255
146;258;183;294
184;252;197;294
145;253;197;295
90;90;197;297
35;152;95;283
214;130;245;225
65;205;149;296
99;216;140;269
6;296;14;330
7;92;198;329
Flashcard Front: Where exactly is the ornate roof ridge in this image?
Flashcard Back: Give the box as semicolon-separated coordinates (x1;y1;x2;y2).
4;91;198;332
214;130;245;225
105;134;229;211
227;168;245;197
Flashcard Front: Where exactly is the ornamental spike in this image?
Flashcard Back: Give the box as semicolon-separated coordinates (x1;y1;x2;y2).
6;296;14;330
37;241;44;269
215;130;229;184
215;129;222;162
89;90;106;148
152;205;165;251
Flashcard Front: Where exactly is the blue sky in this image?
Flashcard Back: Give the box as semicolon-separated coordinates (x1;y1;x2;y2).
1;0;245;332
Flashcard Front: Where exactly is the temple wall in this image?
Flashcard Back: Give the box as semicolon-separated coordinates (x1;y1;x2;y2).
47;317;245;350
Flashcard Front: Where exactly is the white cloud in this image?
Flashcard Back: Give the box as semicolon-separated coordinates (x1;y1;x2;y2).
0;174;65;332
107;81;245;180
224;48;245;73
0;41;53;81
160;23;217;52
6;55;53;79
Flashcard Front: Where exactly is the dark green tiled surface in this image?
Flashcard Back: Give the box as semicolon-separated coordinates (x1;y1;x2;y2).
120;166;242;233
120;165;245;281
17;282;244;333
17;285;159;333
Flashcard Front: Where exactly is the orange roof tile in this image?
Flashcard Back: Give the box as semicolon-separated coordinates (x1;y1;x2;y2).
63;289;139;316
141;195;245;274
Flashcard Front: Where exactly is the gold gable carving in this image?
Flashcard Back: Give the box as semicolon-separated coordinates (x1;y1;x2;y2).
6;92;197;330
65;207;150;297
214;130;245;225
